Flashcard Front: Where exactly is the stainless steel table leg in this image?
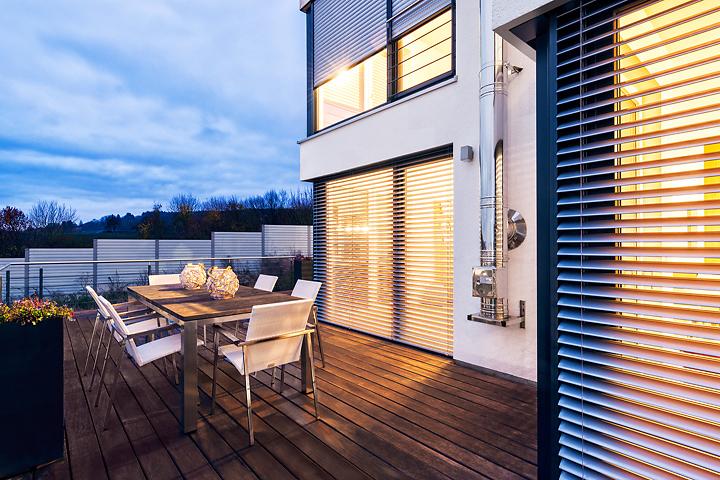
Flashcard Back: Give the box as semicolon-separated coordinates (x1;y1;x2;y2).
299;333;312;394
181;322;199;433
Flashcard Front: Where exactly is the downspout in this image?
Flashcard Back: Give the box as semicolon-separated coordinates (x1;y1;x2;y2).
471;0;526;325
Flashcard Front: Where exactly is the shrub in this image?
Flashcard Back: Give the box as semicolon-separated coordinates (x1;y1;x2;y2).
0;298;73;326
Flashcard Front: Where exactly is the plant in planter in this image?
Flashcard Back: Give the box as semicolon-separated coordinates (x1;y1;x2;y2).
0;298;71;477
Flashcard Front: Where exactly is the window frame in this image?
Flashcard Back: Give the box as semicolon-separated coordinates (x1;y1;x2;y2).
308;1;456;135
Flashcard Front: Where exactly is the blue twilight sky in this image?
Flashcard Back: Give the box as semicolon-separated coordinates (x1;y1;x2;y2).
0;1;307;221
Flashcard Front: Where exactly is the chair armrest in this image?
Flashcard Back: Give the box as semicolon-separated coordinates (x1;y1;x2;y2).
123;312;164;324
231;327;316;347
126;323;180;340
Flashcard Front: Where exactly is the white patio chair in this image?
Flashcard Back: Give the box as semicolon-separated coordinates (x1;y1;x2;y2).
83;285;160;378
88;294;169;394
96;296;203;429
225;273;281;342
291;280;324;368
254;274;278;292
149;273;181;285
210;299;318;445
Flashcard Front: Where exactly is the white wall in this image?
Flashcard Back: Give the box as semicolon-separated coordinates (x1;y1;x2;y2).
453;42;537;381
299;0;538;381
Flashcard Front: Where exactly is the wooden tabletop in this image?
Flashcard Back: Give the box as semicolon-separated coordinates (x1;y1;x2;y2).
127;284;301;322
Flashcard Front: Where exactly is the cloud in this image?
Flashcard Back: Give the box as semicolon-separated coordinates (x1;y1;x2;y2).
0;0;308;221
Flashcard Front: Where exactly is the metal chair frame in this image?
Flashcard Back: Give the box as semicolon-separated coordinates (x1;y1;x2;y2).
210;327;320;446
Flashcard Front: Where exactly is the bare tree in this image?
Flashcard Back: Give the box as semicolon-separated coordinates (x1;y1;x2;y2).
169;194;200;214
28;201;78;229
203;196;228;212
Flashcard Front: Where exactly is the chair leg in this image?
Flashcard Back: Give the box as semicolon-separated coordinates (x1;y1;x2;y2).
314;324;326;368
306;333;320;419
83;312;100;376
203;325;208;346
94;336;114;406
89;324;106;389
242;346;254;446
280;365;286;392
210;329;220;415
102;343;127;430
162;356;169;376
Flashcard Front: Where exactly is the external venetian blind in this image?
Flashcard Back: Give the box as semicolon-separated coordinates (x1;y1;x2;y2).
313;0;387;87
555;0;720;478
314;152;454;354
391;0;452;38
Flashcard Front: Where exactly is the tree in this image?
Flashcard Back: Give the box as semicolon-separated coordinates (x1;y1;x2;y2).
28;201;77;229
169;194;200;215
0;206;29;232
137;203;165;239
104;214;121;232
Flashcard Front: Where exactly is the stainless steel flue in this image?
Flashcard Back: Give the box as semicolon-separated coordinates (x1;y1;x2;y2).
473;0;517;321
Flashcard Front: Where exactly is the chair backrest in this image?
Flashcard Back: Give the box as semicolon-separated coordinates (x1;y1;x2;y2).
254;274;278;292
291;280;322;301
243;299;313;374
86;285;111;319
149;274;181;286
97;296;141;360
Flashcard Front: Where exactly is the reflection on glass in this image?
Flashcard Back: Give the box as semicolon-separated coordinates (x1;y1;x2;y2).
315;50;387;130
397;9;452;92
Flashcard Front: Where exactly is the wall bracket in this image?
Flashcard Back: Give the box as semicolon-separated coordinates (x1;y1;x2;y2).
467;300;525;328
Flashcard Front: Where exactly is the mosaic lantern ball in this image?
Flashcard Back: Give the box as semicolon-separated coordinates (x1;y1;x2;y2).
206;266;239;300
179;263;207;290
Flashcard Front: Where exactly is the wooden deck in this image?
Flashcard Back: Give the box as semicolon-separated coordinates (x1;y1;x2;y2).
33;313;537;480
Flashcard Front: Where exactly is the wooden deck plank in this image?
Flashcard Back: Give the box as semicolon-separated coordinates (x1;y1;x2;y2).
36;314;537;480
318;336;538;449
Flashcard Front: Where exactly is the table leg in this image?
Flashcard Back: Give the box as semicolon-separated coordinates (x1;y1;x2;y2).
181;322;199;433
299;333;312;394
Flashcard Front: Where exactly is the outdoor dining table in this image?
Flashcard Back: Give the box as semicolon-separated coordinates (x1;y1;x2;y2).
127;283;309;433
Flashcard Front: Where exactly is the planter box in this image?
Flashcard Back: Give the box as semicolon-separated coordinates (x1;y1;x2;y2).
0;317;64;477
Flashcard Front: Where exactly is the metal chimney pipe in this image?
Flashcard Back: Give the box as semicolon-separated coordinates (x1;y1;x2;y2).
475;0;509;320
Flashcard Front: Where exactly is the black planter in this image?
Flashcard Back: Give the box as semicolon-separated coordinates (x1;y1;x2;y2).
0;317;64;477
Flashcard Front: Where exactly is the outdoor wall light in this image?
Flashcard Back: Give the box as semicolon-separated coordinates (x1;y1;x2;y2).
460;145;474;162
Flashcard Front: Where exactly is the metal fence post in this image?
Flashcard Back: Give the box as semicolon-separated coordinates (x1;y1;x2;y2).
93;239;98;290
147;265;152;281
261;225;266;257
38;268;44;299
210;232;216;267
5;270;10;304
154;239;160;274
24;248;30;297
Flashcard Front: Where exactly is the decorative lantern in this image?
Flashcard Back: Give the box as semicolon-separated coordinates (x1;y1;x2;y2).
206;266;239;299
179;263;207;290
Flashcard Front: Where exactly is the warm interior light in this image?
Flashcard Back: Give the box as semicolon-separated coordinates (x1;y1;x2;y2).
396;9;452;92
616;0;720;317
315;50;387;130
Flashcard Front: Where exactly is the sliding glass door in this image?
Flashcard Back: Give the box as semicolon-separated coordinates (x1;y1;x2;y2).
314;151;454;354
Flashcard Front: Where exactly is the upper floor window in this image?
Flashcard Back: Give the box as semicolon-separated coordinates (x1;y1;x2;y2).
394;9;453;93
309;0;454;133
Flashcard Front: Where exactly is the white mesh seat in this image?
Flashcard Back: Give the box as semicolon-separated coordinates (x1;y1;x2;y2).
149;274;181;285
133;334;202;367
254;274;278;292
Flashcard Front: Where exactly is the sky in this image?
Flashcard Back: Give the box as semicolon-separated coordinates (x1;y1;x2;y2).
0;1;307;221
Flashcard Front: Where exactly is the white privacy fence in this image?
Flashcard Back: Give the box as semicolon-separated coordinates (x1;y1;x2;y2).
0;225;312;301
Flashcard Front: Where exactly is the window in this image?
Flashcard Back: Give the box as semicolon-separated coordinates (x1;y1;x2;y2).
310;1;454;132
315;50;387;131
314;152;454;354
395;9;453;93
549;0;720;478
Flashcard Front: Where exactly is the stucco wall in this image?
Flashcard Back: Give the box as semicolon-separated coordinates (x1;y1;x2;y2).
299;0;538;381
